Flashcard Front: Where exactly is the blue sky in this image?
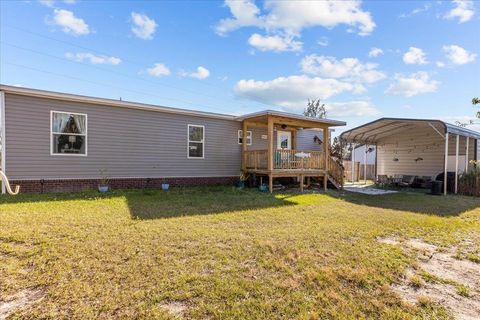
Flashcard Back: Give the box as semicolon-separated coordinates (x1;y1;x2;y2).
1;0;479;133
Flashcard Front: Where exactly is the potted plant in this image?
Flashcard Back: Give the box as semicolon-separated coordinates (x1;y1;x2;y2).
161;178;170;191
98;169;110;193
238;171;249;189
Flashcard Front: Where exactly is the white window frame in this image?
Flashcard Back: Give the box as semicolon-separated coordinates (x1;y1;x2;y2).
50;110;88;157
238;130;252;145
187;124;205;159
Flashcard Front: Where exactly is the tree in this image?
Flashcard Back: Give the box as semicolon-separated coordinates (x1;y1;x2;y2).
303;99;327;119
473;97;480;119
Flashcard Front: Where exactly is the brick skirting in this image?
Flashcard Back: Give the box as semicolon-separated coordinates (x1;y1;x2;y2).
10;177;239;193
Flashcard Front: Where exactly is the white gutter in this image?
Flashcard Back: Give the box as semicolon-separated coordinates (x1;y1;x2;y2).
1;91;6;194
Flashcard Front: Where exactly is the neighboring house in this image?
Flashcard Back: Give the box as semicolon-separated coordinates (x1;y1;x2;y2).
353;145;376;165
0;85;346;193
341;118;480;195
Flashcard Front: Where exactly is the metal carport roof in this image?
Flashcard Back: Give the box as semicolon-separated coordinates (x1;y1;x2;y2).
340;117;480;143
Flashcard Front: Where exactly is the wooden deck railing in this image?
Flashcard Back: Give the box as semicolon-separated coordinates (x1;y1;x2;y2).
245;149;325;170
244;150;269;170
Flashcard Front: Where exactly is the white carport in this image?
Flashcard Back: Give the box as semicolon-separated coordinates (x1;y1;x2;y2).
340;118;480;195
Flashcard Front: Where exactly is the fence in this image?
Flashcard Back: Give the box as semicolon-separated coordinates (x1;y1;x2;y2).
344;161;375;182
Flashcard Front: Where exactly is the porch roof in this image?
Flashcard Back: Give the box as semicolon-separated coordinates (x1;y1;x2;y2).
236;110;346;128
340;117;480;143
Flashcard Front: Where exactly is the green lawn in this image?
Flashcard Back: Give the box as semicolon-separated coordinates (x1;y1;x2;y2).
1;187;479;319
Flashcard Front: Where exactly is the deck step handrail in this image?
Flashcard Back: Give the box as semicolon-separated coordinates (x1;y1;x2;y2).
0;170;20;195
327;157;344;189
245;149;325;170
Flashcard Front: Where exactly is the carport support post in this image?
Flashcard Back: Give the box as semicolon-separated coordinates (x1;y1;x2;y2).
351;144;355;184
444;133;449;195
465;137;469;173
455;134;459;194
364;145;367;185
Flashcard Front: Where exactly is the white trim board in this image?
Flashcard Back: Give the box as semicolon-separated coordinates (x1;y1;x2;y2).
1;91;6;194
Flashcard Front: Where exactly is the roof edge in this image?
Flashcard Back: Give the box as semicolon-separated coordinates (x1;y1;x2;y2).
236;109;346;127
0;84;237;121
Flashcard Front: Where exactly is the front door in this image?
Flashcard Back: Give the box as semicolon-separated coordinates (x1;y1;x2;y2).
277;131;292;150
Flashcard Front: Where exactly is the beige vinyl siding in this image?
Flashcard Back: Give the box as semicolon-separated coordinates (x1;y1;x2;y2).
376;125;445;178
5;94;243;180
376;125;478;178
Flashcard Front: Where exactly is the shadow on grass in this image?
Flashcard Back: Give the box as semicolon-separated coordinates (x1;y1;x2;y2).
333;189;480;216
0;186;297;220
125;186;295;219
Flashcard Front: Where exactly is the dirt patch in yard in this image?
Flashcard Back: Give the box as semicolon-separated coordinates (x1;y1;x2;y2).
158;301;187;318
0;289;45;319
378;236;480;319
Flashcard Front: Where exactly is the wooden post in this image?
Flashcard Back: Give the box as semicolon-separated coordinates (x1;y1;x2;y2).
300;175;304;192
242;121;247;171
267;116;274;193
292;128;297;150
444;133;449;195
323;127;329;191
465;137;469;173
455;134;459;194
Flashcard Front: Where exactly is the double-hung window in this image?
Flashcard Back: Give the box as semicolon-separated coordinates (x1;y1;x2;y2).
188;124;204;158
238;130;252;145
51;111;87;156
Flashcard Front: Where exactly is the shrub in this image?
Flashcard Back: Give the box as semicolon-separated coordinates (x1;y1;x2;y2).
458;167;480;196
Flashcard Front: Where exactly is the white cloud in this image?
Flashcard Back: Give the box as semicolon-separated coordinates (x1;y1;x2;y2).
436;61;446;68
444;0;475;23
318;37;329;47
443;45;477;65
131;12;157;40
51;9;90;35
324;101;381;117
39;0;76;6
216;0;375;40
300;55;385;84
216;0;263;35
403;47;428;65
39;0;55;7
234;75;364;109
399;3;431;18
368;47;383;58
147;63;171;77
179;66;210;79
248;33;302;52
385;71;439;97
65;52;121;65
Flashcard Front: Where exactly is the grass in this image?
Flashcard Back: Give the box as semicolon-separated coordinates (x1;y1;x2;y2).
1;186;479;319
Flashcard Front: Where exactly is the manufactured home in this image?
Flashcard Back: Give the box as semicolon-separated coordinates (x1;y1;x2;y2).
341;118;480;195
0;85;345;193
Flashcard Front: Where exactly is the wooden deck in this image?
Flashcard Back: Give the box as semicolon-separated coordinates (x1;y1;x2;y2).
240;113;344;192
243;149;343;191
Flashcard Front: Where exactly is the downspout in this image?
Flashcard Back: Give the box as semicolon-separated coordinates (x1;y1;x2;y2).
1;91;6;194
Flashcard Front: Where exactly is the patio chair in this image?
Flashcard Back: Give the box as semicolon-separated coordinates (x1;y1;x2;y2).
399;175;415;187
377;175;390;187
